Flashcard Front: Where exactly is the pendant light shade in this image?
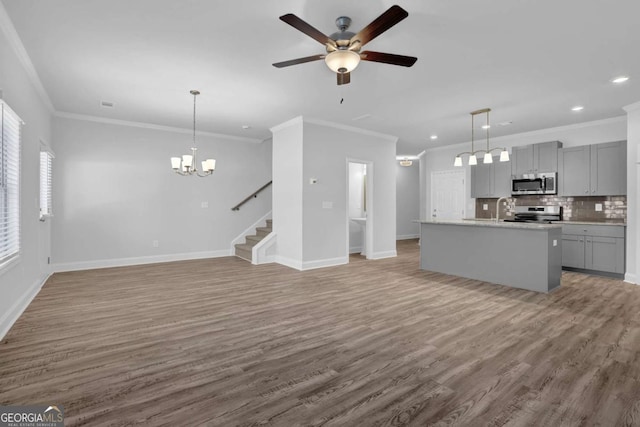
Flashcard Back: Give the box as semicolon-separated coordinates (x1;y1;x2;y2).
483;152;493;164
453;156;463;167
500;149;510;162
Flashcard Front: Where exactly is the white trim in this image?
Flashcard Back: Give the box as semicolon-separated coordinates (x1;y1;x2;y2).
301;256;349;270
0;3;55;112
53;250;231;273
275;255;303;271
369;250;398;260
423;116;628;154
625;273;637;285
349;246;363;254
397;234;419;240
269;116;303;133
252;232;276;265
623;101;640;113
0;273;50;341
230;211;272;252
54;111;262;144
305;117;398;143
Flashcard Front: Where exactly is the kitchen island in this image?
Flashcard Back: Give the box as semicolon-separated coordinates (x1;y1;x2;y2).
419;219;562;293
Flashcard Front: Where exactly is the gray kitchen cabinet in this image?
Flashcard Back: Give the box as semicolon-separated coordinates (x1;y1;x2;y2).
558;145;590;195
590;141;626;195
511;141;562;175
470;161;492;197
470;156;510;197
559;141;626;196
562;224;625;274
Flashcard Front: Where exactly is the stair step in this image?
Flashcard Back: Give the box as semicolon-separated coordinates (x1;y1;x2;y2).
245;234;263;246
256;227;272;237
235;244;252;262
266;219;272;227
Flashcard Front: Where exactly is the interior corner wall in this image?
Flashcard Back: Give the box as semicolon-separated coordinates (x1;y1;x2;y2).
625;105;640;284
0;26;53;338
396;161;420;239
271;118;304;269
51;117;272;271
302;121;397;267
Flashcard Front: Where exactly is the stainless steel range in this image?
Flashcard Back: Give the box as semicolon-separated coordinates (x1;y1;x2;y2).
503;206;562;224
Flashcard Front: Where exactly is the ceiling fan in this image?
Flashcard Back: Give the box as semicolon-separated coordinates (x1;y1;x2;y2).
273;5;417;85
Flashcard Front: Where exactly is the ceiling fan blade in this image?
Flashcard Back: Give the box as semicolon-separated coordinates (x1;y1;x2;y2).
360;51;417;67
279;14;336;47
272;54;325;68
350;5;409;47
337;72;351;85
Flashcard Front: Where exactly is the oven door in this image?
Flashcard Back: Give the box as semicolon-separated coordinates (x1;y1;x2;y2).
511;178;544;195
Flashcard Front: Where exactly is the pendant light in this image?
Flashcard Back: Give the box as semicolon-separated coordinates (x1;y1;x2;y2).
454;108;509;167
170;90;216;177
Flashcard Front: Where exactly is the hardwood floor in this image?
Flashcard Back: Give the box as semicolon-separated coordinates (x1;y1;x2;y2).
2;240;640;426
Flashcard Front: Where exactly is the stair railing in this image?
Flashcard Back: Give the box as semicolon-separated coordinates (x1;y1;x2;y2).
231;180;272;211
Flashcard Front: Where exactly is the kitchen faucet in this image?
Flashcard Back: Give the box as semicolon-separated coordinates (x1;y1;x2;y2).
495;197;508;222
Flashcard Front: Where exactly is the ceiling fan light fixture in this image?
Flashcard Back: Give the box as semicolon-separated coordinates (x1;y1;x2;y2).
325;50;361;74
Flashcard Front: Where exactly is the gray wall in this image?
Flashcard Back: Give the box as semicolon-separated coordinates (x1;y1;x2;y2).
52;117;272;270
0;23;53;337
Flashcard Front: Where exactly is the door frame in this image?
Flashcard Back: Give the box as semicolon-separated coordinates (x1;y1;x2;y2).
346;159;373;260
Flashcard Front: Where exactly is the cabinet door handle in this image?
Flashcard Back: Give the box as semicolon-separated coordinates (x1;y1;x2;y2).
584;190;589;194
587;239;592;243
592;190;596;193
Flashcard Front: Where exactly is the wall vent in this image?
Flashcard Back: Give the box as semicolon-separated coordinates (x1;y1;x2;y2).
100;101;115;108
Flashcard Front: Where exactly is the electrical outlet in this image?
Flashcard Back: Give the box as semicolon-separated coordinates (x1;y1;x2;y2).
201;201;209;208
595;203;603;212
483;204;488;210
152;240;159;248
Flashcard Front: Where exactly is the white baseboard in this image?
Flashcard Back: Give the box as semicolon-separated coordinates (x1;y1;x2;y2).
349;246;363;254
302;256;349;271
0;273;50;341
396;234;419;240
624;273;637;285
53;250;232;273
369;250;398;260
275;255;303;271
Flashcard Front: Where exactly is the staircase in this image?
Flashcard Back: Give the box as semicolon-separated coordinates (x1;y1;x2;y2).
234;219;272;262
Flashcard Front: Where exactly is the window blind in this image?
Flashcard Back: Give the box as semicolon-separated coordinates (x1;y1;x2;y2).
40;150;53;218
1;100;22;266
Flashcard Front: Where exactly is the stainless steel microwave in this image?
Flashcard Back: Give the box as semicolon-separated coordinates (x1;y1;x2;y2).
511;172;557;195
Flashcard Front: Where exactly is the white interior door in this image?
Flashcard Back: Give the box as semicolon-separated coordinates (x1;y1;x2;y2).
431;170;466;220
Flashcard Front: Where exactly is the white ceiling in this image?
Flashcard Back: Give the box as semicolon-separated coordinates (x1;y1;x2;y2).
2;0;640;155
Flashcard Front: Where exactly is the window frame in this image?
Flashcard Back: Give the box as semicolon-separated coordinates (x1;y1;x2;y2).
39;144;54;221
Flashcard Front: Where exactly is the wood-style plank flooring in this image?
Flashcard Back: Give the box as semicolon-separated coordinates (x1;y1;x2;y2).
2;240;640;426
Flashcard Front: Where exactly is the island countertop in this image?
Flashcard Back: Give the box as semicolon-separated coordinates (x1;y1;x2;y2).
416;218;562;230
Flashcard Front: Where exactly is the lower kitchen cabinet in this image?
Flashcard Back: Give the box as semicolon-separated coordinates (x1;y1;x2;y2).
561;224;625;275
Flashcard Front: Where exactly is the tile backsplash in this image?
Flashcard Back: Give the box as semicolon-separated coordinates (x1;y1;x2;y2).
475;195;627;223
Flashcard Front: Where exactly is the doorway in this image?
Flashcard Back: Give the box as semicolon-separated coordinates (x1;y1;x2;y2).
347;160;372;259
431;169;466;220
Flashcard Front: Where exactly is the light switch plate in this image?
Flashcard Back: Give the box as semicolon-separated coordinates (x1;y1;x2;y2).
595;203;603;212
553;239;558;247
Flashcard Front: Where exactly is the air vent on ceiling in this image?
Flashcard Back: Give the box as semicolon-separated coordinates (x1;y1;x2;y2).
100;101;115;108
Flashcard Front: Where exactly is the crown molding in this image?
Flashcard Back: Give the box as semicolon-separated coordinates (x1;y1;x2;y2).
304;117;398;143
269;116;303;133
0;2;55;112
623;101;640;114
425;115;627;154
54;111;263;143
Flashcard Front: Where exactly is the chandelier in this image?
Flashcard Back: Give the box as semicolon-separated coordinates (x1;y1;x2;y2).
454;108;509;167
170;90;216;176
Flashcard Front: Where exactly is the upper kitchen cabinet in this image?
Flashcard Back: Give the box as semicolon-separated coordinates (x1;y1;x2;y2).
590;141;626;196
470;156;510;198
559;141;626;196
511;141;562;176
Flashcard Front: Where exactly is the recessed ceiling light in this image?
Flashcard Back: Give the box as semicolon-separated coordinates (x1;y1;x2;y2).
571;106;584;112
242;125;251;130
430;135;438;140
611;76;629;84
481;124;491;129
